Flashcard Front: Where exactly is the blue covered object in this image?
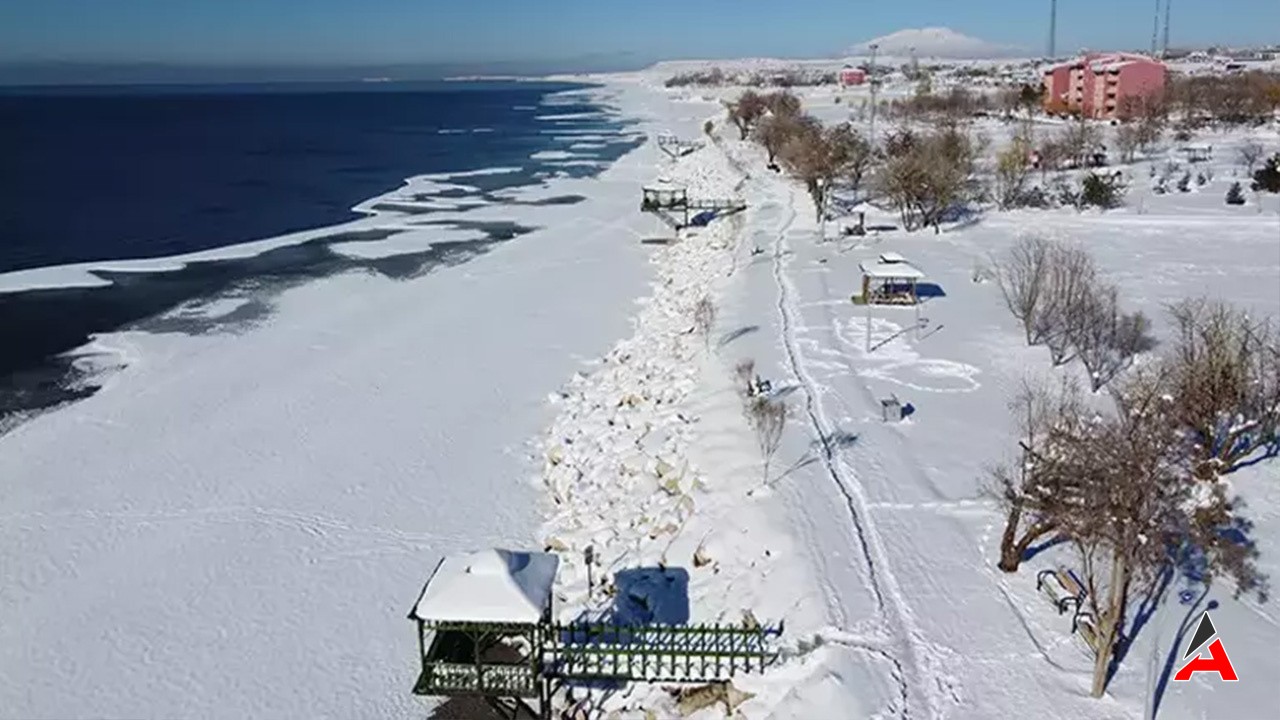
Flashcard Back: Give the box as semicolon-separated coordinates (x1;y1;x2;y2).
688;210;717;227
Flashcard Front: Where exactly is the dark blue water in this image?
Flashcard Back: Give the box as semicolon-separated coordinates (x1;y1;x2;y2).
0;81;610;273
0;81;643;424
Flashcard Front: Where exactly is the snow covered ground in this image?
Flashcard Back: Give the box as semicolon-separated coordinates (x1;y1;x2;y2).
2;64;1278;720
530;68;1279;719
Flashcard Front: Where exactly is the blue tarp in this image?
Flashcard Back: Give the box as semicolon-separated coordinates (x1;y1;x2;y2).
689;210;717;227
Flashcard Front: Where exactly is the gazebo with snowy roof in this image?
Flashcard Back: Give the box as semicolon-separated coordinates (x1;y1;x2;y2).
408;549;559;717
858;255;926;305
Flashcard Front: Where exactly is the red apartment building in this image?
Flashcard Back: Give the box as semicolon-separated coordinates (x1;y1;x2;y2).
1042;52;1167;119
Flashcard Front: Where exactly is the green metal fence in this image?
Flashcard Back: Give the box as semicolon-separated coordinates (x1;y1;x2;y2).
544;621;781;683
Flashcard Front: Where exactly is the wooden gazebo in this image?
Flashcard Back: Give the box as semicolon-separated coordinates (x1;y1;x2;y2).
641;182;689;213
408;549;558;719
408;549;784;719
858;253;926;305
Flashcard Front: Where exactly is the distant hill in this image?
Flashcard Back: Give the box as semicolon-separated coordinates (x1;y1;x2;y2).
846;27;1023;59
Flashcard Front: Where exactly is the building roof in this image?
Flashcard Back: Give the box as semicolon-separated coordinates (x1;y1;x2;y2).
860;260;925;280
1048;51;1164;74
1090;60;1138;72
410;549;559;624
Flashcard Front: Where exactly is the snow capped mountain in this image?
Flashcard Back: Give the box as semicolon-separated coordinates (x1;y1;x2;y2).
846;27;1022;59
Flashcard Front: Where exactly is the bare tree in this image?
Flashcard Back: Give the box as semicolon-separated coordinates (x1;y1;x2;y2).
1037;139;1066;183
1068;284;1155;391
779;120;864;222
997;85;1022;119
1037;242;1098;363
992;367;1266;695
1060;368;1264;697
876;124;978;232
747;396;787;482
728;91;768;140
1238;139;1265;175
1117;92;1167;153
1114;124;1140;164
840;128;876;199
992;375;1089;572
1061;116;1101;168
993;235;1053;344
753;114;795;166
994;137;1032;209
735;359;756;398
1165;299;1280;480
763;90;802;118
693;296;716;351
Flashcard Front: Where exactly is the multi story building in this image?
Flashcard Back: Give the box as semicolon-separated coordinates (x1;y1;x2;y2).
839;65;867;87
1042;52;1167;119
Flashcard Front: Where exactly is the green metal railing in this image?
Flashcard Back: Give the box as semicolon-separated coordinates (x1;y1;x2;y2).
412;618;781;700
544;621;781;683
415;661;540;697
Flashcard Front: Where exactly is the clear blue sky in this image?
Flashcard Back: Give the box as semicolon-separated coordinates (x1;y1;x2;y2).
1;0;1277;66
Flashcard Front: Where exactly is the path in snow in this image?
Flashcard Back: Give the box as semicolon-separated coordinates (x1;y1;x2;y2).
759;175;942;717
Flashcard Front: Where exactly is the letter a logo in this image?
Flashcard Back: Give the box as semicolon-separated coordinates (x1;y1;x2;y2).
1173;611;1239;682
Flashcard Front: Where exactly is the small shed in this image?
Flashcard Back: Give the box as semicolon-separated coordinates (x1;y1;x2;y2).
408;549;559;711
859;259;926;305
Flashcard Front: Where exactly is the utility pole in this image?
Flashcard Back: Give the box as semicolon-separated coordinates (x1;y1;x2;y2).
868;43;880;143
1048;0;1057;59
1150;0;1162;55
1161;0;1172;57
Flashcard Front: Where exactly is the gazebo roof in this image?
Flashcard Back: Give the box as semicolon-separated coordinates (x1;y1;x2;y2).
410;549;559;625
860;260;925;280
643;179;686;192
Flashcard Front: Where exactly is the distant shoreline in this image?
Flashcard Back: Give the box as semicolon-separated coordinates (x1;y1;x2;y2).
443;74;536;82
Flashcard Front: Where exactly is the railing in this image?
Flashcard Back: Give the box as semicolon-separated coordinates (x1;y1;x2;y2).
544;622;781;683
687;199;747;210
415;661;539;697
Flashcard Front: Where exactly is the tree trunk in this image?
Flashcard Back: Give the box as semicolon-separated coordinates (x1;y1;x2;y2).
1090;551;1129;698
997;502;1025;572
998;503;1056;572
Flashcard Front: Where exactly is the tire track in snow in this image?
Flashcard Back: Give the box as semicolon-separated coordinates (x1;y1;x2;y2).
765;180;936;718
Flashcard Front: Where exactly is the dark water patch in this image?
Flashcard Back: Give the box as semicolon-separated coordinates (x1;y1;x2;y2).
465;193;587;208
514;194;587;206
413;220;538;241
0;229;505;430
421;188;479;200
319;228;406;242
368;201;484;216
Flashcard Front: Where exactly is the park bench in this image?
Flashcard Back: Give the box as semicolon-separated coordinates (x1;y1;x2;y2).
1036;566;1102;654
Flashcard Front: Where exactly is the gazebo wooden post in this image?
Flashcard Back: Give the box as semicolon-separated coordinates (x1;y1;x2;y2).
865;295;872;353
416;619;426;670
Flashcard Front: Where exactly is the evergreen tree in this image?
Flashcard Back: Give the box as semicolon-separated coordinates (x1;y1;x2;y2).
1252;153;1280;193
1225;182;1246;205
